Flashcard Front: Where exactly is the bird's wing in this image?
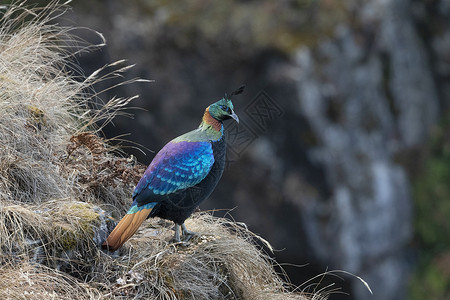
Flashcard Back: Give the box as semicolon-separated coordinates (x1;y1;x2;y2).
132;140;214;204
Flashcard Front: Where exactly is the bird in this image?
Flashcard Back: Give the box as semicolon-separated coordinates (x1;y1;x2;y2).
102;86;245;251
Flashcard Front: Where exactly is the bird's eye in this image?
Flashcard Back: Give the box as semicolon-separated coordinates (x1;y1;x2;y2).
220;105;227;111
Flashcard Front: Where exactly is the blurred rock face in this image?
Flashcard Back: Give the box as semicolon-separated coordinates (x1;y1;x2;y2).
66;0;449;299
294;0;450;298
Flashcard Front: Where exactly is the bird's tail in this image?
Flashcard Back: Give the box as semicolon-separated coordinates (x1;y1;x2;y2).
102;207;152;251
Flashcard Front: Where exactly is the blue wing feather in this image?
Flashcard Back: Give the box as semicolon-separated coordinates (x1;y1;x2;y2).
132;141;214;202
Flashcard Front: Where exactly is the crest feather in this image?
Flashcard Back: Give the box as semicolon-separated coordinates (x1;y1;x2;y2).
224;85;245;99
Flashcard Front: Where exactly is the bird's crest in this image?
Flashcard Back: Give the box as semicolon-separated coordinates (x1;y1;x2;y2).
224;85;245;100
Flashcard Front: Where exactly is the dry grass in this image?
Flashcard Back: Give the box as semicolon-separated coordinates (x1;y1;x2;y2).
0;263;101;300
0;1;328;299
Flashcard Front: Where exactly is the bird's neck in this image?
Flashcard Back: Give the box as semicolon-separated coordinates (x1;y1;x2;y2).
199;108;223;139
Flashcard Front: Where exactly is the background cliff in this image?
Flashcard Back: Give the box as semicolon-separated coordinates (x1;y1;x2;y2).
52;0;450;299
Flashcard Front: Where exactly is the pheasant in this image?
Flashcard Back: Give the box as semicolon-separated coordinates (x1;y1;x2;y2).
102;86;244;251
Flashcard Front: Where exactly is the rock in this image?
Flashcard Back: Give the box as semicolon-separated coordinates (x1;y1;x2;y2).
294;0;439;298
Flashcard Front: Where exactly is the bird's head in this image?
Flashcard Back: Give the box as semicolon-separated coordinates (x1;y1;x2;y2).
207;85;245;123
208;98;239;123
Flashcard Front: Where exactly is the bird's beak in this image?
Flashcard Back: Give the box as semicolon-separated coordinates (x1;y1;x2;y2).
230;111;239;123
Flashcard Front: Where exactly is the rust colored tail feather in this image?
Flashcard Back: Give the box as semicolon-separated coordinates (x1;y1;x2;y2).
102;208;152;251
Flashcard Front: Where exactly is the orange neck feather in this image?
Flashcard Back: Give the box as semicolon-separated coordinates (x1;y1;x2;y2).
201;107;222;131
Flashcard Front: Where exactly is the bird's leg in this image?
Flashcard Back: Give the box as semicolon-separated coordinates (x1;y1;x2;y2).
173;224;181;243
171;224;194;245
181;223;197;242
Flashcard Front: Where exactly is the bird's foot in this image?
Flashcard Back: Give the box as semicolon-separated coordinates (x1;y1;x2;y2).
170;237;191;247
181;223;198;242
171;224;191;246
171;224;198;245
